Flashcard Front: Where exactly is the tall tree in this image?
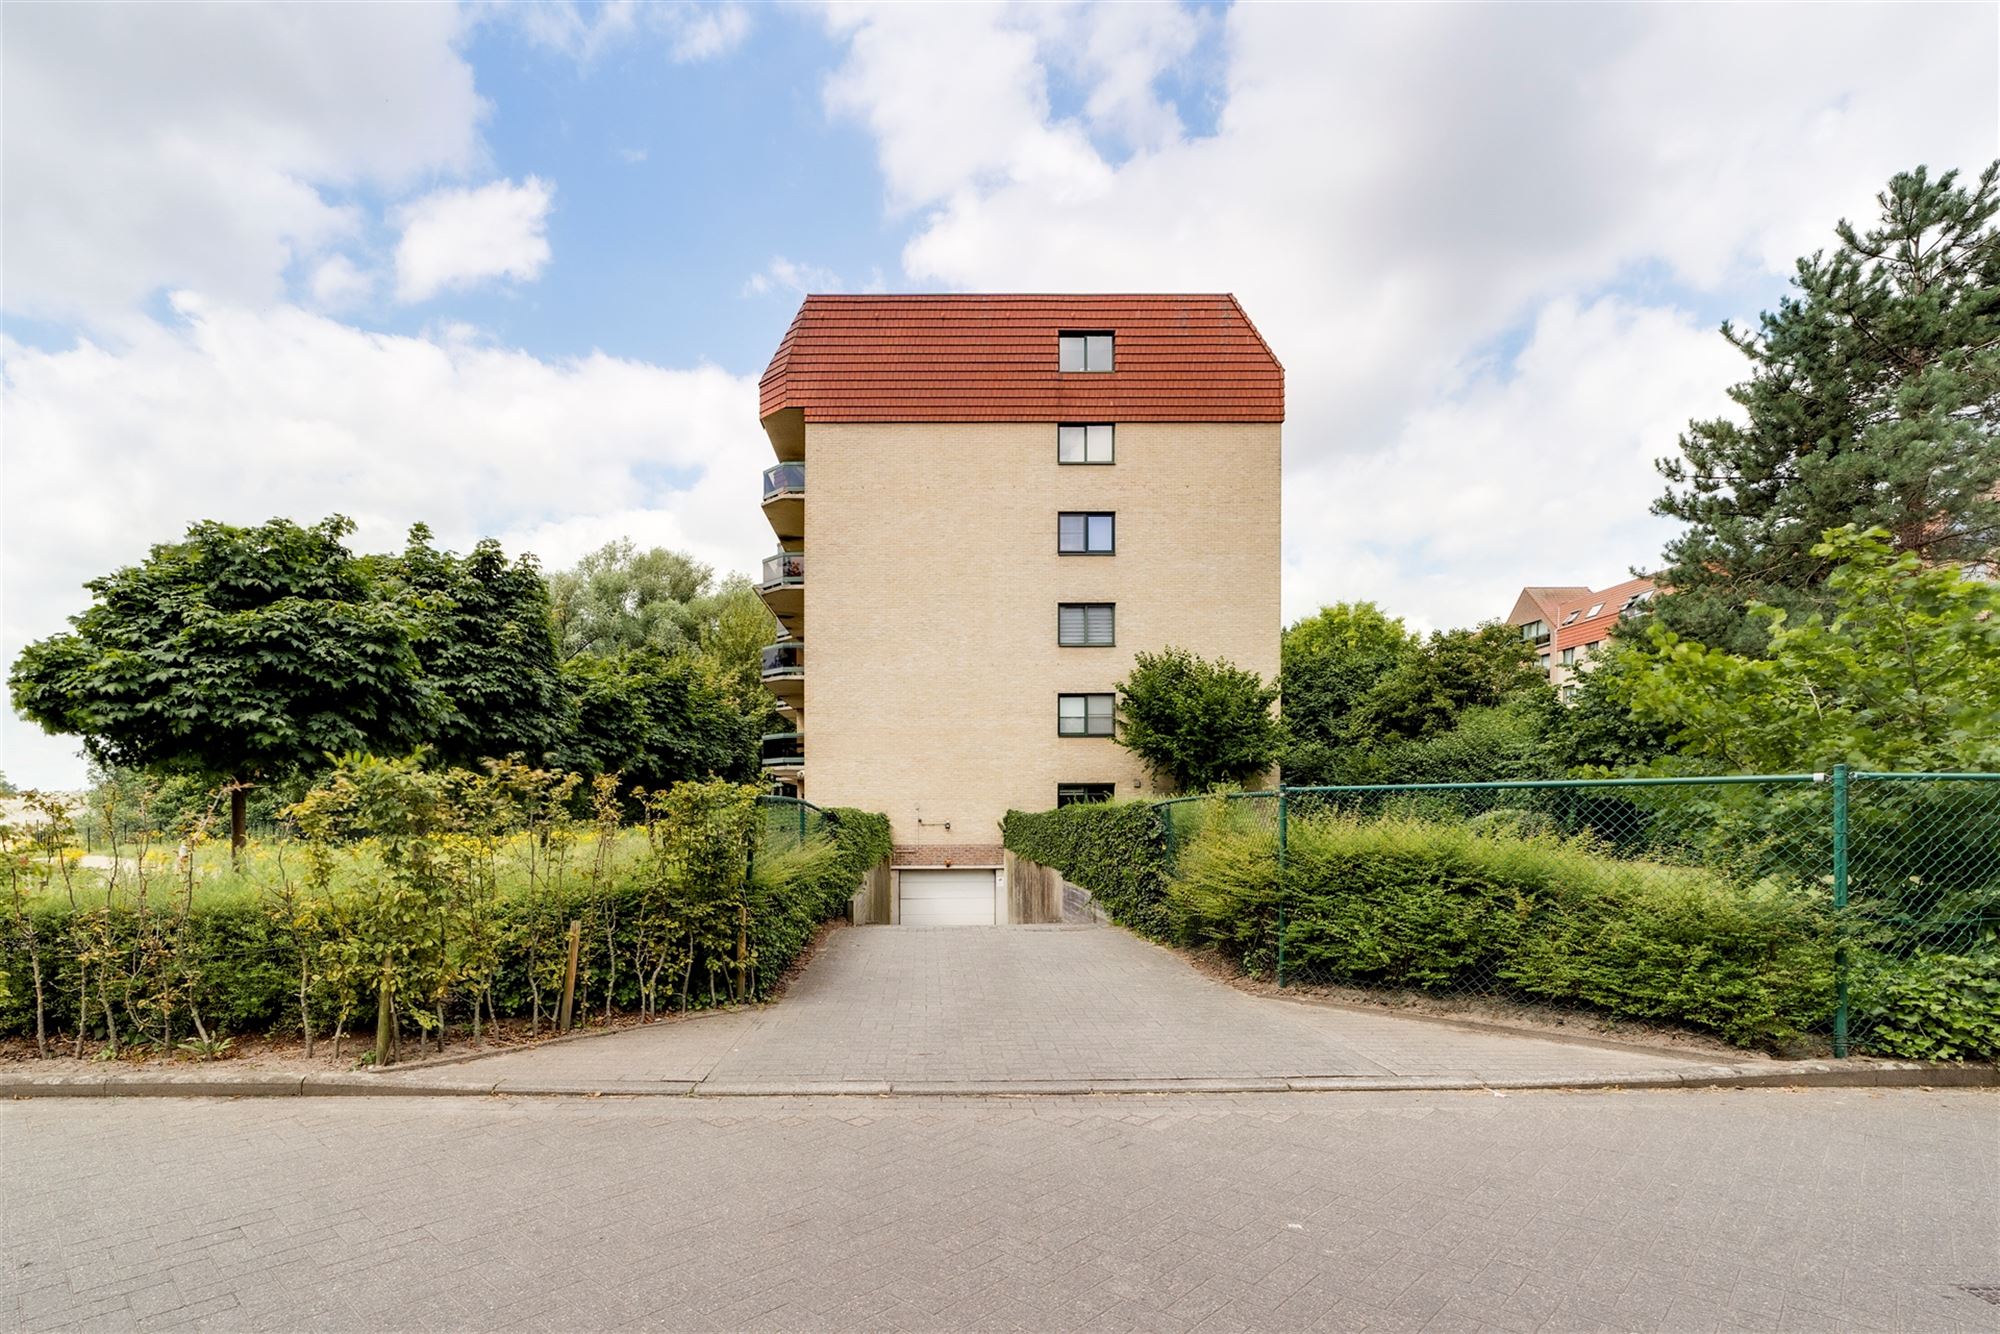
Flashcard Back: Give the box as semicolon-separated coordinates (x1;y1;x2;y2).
552;650;760;793
1280;603;1417;745
8;517;431;854
692;575;781;708
1351;623;1550;743
1652;162;2000;651
547;540;717;661
1116;647;1280;794
375;526;566;768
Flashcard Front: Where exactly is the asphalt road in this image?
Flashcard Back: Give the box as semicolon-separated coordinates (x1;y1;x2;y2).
4;1088;1996;1331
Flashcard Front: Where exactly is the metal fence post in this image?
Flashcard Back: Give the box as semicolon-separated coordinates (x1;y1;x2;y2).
1831;764;1851;1058
1276;788;1289;989
798;798;806;844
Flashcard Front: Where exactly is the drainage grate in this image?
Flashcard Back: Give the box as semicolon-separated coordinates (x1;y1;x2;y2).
1956;1286;2000;1306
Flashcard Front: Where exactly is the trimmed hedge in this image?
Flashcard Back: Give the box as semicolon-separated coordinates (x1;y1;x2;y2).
1166;806;1838;1048
0;805;891;1046
1000;801;1172;937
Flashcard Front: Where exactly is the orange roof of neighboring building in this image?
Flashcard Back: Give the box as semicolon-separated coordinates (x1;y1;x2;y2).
1508;586;1589;629
758;294;1285;424
1551;577;1657;651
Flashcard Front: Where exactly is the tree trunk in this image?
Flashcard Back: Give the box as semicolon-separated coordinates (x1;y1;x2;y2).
230;786;248;866
299;956;314;1059
30;949;47;1059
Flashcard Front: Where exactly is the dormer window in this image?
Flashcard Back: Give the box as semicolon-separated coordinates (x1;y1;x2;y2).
1058;331;1114;373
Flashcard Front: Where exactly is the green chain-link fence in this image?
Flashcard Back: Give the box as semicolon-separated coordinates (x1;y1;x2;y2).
1153;769;2000;1055
754;793;834;859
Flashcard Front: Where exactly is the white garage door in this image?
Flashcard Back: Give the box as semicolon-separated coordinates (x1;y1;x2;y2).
898;869;997;927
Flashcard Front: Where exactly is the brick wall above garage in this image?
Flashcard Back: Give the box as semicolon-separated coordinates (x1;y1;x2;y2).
892;843;1004;868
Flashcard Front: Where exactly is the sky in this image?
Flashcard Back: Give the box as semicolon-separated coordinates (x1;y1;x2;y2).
2;1;1995;790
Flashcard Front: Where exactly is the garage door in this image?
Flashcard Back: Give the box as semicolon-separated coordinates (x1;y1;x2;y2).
898;869;997;927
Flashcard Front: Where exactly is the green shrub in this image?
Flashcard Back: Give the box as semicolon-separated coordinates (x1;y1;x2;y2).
0;794;893;1048
1000;801;1170;936
1854;950;2000;1060
1168;810;1837;1048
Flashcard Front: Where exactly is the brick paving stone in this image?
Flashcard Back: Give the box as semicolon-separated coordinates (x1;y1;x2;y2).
5;1089;1997;1331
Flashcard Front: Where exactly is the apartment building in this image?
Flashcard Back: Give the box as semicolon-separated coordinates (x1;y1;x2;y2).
754;295;1283;925
1506;577;1656;696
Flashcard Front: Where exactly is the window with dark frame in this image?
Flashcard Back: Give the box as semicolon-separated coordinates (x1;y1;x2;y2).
1058;693;1114;737
1057;423;1114;464
1058;331;1115;373
1058;603;1115;646
1058;511;1115;554
1057;783;1117;806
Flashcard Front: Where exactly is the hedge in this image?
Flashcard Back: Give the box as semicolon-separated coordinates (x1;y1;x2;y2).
999;801;1172;937
0;804;891;1050
1166;806;1839;1048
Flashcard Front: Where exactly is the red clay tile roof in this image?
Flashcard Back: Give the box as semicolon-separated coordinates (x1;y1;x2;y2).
759;294;1284;424
1552;577;1657;652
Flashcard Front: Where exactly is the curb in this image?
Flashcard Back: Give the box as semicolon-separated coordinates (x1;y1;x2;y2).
4;1060;1992;1100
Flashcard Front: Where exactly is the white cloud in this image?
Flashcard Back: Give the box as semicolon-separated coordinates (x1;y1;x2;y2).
308;255;375;311
1285;298;1743;630
1;298;775;788
393;178;555;303
0;3;484;322
822;2;1998;629
742;257;845;298
498;1;750;66
668;5;751;63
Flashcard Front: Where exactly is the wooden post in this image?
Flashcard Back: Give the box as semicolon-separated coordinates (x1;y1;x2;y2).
557;919;582;1032
733;902;749;1002
374;960;395;1068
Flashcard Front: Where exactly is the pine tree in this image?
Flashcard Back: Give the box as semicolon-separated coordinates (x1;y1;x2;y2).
1651;162;2000;651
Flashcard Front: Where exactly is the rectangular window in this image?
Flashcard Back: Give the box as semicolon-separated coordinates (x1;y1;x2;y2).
1560;647;1578;667
1520;619;1547;644
1058;603;1115;646
1057;423;1114;464
1058;331;1114;372
1058;511;1115;554
1058;693;1114;737
1057;783;1116;806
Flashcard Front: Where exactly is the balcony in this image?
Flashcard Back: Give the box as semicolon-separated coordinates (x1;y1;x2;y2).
757;550;804;632
761;731;804;774
762;462;804;545
760;640;804;708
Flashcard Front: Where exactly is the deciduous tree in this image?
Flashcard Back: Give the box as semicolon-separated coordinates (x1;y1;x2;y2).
1629;527;2000;771
9;517;431;855
1116;648;1280;794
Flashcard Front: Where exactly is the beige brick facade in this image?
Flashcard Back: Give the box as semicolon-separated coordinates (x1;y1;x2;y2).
800;420;1281;849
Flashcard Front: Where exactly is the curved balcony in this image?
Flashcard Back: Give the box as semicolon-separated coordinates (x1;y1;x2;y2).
757;550;804;633
762;462;804;545
761;731;804;774
760;640;804;708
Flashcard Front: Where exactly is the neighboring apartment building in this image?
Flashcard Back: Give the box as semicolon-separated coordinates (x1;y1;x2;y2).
1506;577;1656;696
754;295;1283;925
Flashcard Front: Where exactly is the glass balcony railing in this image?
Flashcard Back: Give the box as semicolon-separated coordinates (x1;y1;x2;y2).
760;731;804;769
760;551;804;589
762;461;805;502
760;641;804;679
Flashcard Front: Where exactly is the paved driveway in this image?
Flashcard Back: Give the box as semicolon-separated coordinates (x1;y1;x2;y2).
390;925;1723;1093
